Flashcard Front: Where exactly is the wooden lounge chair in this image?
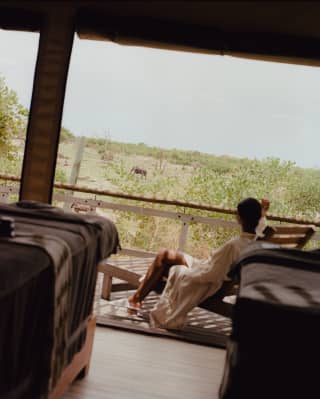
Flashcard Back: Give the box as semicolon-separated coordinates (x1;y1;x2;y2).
98;224;316;318
260;224;316;249
199;224;316;317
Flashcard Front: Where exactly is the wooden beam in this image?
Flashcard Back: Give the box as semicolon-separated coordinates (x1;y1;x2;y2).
20;9;75;203
0;6;42;31
77;10;320;67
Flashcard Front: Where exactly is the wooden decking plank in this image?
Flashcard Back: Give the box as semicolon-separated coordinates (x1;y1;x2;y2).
61;327;225;399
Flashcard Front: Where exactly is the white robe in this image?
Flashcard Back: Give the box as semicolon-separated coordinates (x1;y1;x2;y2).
150;232;256;329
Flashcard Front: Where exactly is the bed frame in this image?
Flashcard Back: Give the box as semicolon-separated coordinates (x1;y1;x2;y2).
48;316;96;399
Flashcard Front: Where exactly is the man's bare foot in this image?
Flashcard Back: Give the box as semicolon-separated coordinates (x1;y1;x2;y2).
127;294;142;314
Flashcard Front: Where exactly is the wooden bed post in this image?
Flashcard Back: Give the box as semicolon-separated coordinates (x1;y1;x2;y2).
20;8;75;203
48;317;96;399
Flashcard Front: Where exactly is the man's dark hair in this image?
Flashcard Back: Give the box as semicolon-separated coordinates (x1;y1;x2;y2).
237;197;262;233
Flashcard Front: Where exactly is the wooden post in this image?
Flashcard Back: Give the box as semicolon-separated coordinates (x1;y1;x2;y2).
178;219;190;251
69;136;85;186
64;136;85;210
19;9;75;203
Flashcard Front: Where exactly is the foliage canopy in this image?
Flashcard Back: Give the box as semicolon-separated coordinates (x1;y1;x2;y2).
0;76;27;160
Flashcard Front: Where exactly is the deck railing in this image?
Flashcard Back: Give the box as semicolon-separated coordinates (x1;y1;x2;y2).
1;173;319;256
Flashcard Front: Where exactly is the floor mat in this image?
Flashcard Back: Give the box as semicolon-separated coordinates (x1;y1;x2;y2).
94;275;231;348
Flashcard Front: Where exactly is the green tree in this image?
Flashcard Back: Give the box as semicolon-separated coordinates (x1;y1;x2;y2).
0;76;27;160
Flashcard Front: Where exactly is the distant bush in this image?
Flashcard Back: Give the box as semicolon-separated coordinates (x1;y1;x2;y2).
55;168;67;183
59;127;75;143
0;156;21;175
85;136;244;173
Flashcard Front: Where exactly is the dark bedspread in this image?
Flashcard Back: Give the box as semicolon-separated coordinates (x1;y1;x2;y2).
0;201;120;399
220;246;320;399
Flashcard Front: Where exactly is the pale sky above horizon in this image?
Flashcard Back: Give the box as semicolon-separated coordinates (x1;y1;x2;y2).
1;29;320;168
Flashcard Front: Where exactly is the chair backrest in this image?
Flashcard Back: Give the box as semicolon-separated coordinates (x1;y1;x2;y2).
262;224;316;249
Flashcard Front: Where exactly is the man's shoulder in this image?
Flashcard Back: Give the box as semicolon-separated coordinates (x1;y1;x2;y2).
212;235;247;257
214;236;241;254
223;235;254;252
225;235;242;246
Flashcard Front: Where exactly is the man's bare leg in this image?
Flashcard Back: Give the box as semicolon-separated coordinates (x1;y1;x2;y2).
128;249;188;308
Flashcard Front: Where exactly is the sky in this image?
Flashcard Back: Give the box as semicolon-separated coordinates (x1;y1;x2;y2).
1;29;320;168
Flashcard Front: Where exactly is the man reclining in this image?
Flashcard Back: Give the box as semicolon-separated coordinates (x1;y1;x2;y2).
128;197;269;329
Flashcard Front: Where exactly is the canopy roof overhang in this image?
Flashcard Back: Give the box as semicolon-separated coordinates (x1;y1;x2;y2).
1;1;320;66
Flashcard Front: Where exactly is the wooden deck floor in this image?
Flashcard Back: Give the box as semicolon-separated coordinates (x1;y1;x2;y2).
62;326;226;399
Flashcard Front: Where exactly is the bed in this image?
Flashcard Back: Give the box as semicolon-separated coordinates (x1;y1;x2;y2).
219;246;320;399
0;201;120;399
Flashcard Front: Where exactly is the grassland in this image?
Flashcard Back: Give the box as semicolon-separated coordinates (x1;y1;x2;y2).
52;136;320;256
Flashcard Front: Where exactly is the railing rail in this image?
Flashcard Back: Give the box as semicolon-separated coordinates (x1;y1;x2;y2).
2;173;320;225
1;174;319;254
